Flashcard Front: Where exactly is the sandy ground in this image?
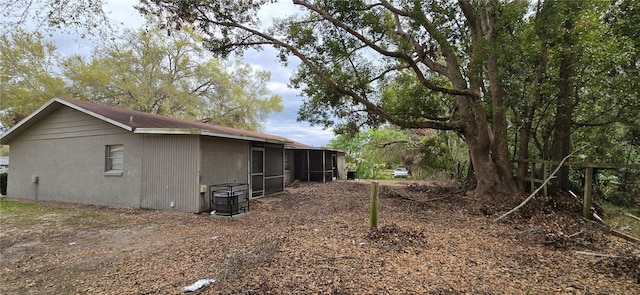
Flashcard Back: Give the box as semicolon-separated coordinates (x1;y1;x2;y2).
1;180;638;294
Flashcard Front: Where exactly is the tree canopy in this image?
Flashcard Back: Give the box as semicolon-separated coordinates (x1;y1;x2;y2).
0;27;283;131
134;0;639;198
0;29;70;127
2;0;638;200
63;27;282;130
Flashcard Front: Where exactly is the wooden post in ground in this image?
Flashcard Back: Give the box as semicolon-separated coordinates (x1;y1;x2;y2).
543;162;549;196
583;167;594;219
529;161;535;193
369;181;379;231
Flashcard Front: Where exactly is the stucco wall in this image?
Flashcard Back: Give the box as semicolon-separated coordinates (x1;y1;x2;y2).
6;107;143;208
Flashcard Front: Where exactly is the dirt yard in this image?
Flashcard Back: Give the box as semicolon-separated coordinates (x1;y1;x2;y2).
1;180;638;294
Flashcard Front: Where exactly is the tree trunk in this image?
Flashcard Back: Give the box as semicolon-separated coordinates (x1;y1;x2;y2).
458;96;518;197
485;31;518;195
517;37;549;191
464;0;518;197
516;119;532;191
551;2;581;191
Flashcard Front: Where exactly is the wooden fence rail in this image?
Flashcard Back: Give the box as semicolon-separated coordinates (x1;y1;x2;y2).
513;159;640;218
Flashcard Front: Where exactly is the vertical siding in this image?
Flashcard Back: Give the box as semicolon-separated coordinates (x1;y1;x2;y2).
200;137;249;211
141;135;200;212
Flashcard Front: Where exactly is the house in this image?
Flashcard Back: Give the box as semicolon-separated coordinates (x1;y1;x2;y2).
0;98;344;213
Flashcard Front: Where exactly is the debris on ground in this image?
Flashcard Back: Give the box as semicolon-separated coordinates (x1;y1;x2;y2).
1;181;638;294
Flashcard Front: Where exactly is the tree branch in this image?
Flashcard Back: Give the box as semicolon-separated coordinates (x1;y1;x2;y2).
493;146;585;222
294;0;477;98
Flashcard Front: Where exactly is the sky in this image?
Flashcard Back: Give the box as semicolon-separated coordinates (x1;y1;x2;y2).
44;1;335;147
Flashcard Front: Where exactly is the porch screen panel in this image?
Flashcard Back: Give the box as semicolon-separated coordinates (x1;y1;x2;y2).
309;150;324;181
264;145;283;177
264;144;284;194
265;177;282;195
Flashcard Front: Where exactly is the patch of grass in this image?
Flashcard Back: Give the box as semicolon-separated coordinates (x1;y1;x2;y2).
601;202;640;238
0;199;67;227
0;199;40;212
0;199;130;229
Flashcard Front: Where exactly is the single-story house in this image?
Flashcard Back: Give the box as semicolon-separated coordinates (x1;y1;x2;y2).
0;98;345;213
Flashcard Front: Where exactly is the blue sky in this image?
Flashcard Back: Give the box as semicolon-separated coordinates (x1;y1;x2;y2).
45;1;335;147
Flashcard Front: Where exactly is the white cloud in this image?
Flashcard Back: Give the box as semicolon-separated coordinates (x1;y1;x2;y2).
38;1;333;144
267;82;298;96
265;119;334;147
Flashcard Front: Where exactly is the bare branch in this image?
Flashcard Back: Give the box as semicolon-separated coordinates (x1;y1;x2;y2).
494;146;586;222
294;0;477;98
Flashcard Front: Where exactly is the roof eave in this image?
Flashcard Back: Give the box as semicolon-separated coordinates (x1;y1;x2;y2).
1;98;59;144
0;97;134;145
134;128;290;144
56;99;133;132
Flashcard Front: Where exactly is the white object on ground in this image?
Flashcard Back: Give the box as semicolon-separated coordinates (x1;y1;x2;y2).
182;278;215;293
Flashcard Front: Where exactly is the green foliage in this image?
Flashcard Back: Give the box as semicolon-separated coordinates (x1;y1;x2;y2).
380;73;452;123
419;137;452;171
0;199;39;213
136;0;639;195
62;28;282;131
328;127;412;179
0;27;282;132
0;29;70;129
594;169;640;208
328;126;468;181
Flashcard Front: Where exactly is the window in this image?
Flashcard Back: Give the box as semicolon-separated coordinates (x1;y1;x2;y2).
106;145;124;173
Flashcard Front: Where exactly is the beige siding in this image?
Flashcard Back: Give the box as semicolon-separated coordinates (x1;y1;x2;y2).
200;137;249;211
16;107;126;141
6;107;143;208
141;135;200;212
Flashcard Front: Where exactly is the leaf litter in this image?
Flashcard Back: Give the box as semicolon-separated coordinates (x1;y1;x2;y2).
1;181;638;294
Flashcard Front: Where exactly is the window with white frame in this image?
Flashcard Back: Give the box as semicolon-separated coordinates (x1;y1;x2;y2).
106;145;124;172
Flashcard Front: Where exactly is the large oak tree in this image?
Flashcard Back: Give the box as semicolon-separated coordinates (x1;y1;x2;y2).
137;0;522;197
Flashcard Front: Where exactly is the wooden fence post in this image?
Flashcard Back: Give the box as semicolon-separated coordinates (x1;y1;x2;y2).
583;167;594;219
543;162;549;197
369;181;379;231
530;162;535;193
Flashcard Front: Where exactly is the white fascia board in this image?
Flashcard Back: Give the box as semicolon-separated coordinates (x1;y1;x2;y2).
133;128;203;135
200;130;289;144
285;146;340;152
134;128;290;144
